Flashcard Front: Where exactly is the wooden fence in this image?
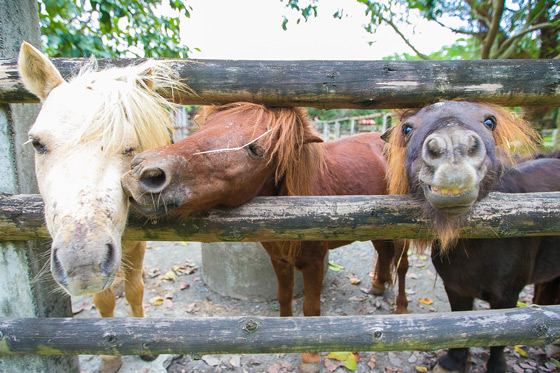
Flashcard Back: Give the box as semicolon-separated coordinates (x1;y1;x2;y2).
1;54;560;365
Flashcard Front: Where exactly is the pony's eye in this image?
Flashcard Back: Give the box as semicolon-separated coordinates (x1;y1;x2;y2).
123;147;136;156
483;116;497;131
247;143;264;158
402;123;413;136
30;138;47;154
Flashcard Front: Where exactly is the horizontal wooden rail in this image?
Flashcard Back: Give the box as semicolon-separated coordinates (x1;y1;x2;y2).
0;305;558;356
2;58;560;108
1;192;560;241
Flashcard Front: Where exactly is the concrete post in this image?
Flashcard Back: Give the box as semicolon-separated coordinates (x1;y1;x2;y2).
0;0;79;371
201;242;304;301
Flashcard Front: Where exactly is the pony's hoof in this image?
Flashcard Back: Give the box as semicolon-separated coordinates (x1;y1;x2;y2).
298;361;320;373
368;283;385;296
99;355;123;373
140;353;158;361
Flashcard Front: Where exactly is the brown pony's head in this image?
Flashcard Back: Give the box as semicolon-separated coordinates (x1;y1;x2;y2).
122;103;323;217
383;101;539;249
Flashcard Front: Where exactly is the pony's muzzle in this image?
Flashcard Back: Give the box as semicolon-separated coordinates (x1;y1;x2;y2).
50;239;120;296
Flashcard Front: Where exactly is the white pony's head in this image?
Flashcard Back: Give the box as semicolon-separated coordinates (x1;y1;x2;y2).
18;42;179;296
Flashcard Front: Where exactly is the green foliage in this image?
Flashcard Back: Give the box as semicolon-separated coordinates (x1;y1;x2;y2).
38;0;193;58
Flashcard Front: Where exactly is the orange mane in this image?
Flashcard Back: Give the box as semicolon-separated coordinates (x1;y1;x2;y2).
197;103;325;196
384;103;540;196
383;102;540;250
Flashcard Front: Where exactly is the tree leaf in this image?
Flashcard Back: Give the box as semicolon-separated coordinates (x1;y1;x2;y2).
325;351;357;371
514;345;529;358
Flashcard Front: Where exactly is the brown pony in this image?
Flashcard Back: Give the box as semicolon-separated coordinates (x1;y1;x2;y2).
384;100;560;373
122;103;409;371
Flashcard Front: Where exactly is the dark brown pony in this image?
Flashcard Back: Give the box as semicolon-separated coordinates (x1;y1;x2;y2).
122;103;409;370
384;100;560;373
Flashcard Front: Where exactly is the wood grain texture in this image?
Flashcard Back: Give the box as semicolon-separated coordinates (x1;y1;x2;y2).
1;193;559;241
2;58;560;108
0;305;558;356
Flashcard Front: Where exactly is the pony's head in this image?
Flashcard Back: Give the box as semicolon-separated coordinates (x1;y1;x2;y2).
383;100;539;249
19;42;178;295
121;103;323;217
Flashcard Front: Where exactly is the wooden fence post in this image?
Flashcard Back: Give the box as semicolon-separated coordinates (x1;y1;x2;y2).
0;0;79;371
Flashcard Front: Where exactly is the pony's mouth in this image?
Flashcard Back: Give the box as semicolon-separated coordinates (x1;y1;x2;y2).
427;185;469;196
422;184;479;218
128;197;179;218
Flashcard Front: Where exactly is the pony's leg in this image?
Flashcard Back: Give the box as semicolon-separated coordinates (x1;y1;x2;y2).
122;241;158;362
483;295;519;373
269;258;295;317
393;240;409;314
370;240;394;295
93;288;122;373
435;288;474;373
122;241;146;318
298;242;328;373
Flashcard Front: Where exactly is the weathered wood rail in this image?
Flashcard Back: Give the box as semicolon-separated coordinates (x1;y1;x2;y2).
1;305;559;356
1;192;560;241
2;58;560;108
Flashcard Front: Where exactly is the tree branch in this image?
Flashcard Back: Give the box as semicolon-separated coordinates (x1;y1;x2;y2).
381;15;430;60
493;22;554;59
481;0;505;59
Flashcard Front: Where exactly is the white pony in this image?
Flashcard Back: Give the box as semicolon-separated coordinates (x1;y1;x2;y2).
18;42;181;370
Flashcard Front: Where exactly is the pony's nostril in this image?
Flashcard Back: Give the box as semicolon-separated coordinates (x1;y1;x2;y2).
51;248;68;285
101;243;117;275
139;167;168;192
426;138;443;159
467;134;482;157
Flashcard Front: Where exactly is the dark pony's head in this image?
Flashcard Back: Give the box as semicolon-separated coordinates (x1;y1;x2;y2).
383;101;539;250
122;103;323;217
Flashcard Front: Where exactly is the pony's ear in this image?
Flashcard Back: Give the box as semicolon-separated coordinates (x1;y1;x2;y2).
18;41;64;101
380;127;394;143
303;127;324;144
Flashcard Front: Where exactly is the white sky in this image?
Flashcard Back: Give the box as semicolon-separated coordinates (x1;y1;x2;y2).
178;0;460;60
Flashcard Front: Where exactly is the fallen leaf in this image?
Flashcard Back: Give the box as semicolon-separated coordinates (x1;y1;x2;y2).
346;275;361;285
415;366;428;372
162;270;177;282
514;345;529;358
407;273;419;279
146;268;161;278
179;282;190;290
324;358;344;371
367;354;376;369
185;302;200;313
418;297;433;305
201;355;220;366
164;292;174;300
229;355;241;367
517;301;528;307
149;296;164;306
325;351;357;371
328;261;344;272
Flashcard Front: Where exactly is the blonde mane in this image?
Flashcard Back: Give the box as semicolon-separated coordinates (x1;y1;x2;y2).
70;59;186;155
198;103;325;196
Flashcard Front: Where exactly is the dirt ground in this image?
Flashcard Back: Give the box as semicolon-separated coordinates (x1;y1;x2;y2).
73;241;559;373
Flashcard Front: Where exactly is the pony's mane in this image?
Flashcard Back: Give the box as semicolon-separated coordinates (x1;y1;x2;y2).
384;102;540;196
70;58;186;155
198;103;325;196
384;102;540;251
